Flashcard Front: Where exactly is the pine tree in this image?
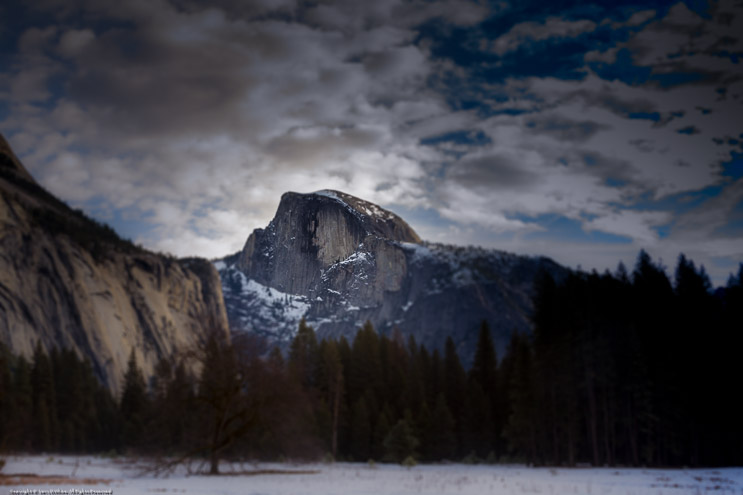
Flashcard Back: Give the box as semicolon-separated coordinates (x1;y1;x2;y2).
120;349;149;450
372;404;392;460
403;338;426;416
469;320;498;454
53;349;85;451
462;379;492;458
317;339;343;458
632;250;673;465
503;332;537;464
430;393;456;461
350;397;372;461
0;343;12;449
416;400;433;461
10;356;33;451
443;336;466;455
470;321;497;391
348;321;382;409
383;417;419;463
31;341;58;451
289;318;319;390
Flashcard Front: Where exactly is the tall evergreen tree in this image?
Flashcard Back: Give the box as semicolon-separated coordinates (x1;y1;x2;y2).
53;349;86;451
120;349;149;450
347;322;382;421
317;339;343;458
429;393;456;461
383;417;419;463
469;320;498;455
289;318;319;390
10;356;33;451
443;336;466;455
0;343;12;449
504;331;537;463
350;397;372;461
31;341;58;451
372;404;393;461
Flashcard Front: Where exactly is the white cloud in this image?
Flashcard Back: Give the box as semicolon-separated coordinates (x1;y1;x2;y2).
583;210;671;243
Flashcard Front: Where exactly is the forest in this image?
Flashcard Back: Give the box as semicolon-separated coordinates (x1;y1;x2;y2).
1;250;742;469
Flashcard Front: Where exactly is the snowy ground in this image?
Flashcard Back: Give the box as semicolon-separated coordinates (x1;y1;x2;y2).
2;455;742;495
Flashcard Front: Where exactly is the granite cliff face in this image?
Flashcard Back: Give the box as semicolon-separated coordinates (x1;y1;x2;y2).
217;190;565;361
0;135;229;393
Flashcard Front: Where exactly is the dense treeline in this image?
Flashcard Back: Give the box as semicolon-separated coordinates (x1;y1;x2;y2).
520;251;743;467
0;343;120;453
1;251;741;468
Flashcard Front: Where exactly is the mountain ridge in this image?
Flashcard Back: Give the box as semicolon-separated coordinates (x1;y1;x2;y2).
218;189;567;361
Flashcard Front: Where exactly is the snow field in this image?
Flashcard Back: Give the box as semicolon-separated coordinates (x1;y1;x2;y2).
2;456;742;495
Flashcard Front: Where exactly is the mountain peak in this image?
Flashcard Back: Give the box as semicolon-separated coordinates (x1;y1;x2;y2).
279;189;421;244
235;189;419;295
220;188;568;363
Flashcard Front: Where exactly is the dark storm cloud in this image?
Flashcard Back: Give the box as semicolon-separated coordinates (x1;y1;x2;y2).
522;116;610;143
448;154;542;191
64;27;256;138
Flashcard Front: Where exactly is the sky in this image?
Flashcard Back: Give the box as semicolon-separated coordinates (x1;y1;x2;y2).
1;0;742;287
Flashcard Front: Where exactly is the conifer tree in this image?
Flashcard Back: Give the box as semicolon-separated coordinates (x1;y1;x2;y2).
120;349;149;450
350;397;372;460
443;336;466;454
504;332;537;463
53;349;85;451
462;379;492;458
289;318;319;390
430;393;456;461
470;321;497;391
0;343;11;449
383;417;419;463
347;321;382;426
317;339;343;458
416;400;433;461
10;356;33;451
469;320;498;454
372;404;392;460
31;341;58;451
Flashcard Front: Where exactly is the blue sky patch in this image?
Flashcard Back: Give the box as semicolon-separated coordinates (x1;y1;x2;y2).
513;213;634;244
420;130;492;147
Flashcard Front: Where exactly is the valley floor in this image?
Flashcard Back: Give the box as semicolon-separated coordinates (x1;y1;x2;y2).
1;455;742;495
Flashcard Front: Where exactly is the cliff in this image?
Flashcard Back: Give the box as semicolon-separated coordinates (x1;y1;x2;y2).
0;134;229;394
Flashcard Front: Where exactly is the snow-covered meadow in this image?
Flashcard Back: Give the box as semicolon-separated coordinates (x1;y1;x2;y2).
5;456;743;495
3;456;742;495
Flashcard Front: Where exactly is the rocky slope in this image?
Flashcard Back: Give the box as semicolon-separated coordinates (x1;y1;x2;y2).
0;135;229;394
217;190;566;362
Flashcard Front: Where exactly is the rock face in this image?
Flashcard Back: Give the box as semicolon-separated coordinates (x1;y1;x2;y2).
0;134;229;394
218;190;566;362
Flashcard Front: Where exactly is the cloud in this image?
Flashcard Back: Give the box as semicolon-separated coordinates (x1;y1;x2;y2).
487;16;597;56
2;0;458;257
57;29;95;57
0;0;741;286
583;210;671;243
623;10;656;27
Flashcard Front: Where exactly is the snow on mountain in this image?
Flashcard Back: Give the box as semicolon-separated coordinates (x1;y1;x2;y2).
216;190;567;361
218;259;311;342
